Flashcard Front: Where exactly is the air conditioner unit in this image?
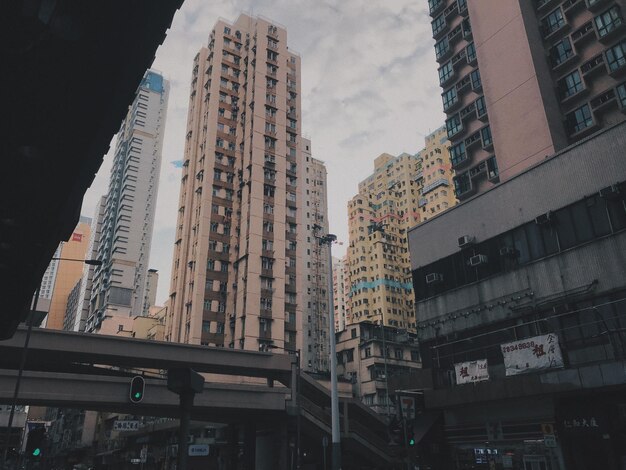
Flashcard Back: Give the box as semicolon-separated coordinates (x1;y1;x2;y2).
458;235;475;248
534;211;553;225
499;246;518;258
599;184;620;199
469;254;488;267
425;273;443;284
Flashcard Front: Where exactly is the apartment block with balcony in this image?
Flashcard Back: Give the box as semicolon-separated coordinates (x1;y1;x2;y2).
346;152;421;331
429;0;626;201
332;255;350;333
335;322;422;416
301;139;332;373
166;15;305;354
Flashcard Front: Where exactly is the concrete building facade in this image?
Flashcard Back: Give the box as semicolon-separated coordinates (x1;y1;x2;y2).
332;255;349;333
335;322;422;416
85;70;169;333
345;128;455;332
429;0;626;200
45;217;91;330
407;121;626;469
166;15;306;355
301;139;331;373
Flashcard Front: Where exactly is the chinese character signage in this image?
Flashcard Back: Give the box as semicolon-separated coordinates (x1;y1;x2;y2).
454;359;489;384
71;232;83;242
501;334;564;376
113;420;140;432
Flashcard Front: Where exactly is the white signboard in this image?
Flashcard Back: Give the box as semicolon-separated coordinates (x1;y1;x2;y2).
113;420;140;432
188;444;210;457
455;359;489;384
501;334;564;376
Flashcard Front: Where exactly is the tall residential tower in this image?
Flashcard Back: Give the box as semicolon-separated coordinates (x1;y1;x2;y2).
166;15;311;355
85;70;169;332
430;0;626;200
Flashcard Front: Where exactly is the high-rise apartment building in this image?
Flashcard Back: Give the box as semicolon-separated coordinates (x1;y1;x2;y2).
300;139;331;372
332;255;349;332
347;153;421;330
85;70;169;333
166;15;307;354
430;0;626;200
45;217;91;330
417;126;456;221
346;129;456;331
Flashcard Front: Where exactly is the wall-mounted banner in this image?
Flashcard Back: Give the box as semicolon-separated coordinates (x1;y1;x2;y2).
501;333;564;376
454;359;489;384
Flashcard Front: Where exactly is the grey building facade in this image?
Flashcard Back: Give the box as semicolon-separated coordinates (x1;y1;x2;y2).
407;121;626;470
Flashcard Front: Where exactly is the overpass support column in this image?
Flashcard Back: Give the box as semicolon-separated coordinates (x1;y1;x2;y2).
243;422;256;470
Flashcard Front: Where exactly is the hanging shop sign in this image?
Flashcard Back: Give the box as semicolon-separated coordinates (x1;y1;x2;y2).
501;334;563;376
454;359;489;384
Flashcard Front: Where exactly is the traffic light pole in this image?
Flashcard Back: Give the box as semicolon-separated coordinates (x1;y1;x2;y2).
2;287;39;467
177;391;193;470
402;417;410;470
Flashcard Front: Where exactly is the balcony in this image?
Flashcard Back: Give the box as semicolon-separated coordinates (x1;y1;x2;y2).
580;54;606;77
562;0;584;16
589;88;617;113
571;21;596;46
429;0;445;17
422;178;450;195
443;1;458;19
536;0;560;14
586;0;611;11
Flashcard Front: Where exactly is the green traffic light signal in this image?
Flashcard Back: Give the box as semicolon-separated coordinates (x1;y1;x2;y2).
33;448;41;457
409;438;415;446
130;376;145;403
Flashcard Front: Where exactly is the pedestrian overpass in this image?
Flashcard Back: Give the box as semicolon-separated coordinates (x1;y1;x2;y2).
0;328;398;468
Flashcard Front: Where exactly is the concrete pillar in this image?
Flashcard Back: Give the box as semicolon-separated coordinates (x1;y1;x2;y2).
243;422;256;470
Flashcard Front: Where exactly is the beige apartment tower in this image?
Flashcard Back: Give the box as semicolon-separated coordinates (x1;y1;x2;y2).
430;0;626;200
167;15;306;354
346;129;455;331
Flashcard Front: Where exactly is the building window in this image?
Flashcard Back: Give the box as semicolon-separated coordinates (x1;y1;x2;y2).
542;8;565;36
481;126;493;148
466;42;476;63
475;95;487;118
202;321;211;333
566;104;593;134
434;37;449;60
394;348;403;359
364;347;371;358
470;69;482;90
449;142;466;166
453;172;471;197
410;350;420;361
594;6;623;38
617;83;626;108
559;70;584;100
551;37;574;67
432;14;446;36
442;87;458;111
438;61;453;85
606;39;626;72
446;115;462;138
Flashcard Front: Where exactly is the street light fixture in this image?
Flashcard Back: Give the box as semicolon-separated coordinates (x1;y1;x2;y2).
314;225;341;470
1;256;102;466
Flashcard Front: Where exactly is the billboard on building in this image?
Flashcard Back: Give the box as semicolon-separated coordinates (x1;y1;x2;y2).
501;333;564;376
454;359;489;384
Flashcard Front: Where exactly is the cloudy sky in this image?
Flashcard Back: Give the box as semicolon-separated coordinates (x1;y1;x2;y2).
80;0;445;305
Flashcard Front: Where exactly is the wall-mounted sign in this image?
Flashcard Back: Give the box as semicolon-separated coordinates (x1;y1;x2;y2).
71;232;83;242
113;420;140;432
501;334;563;376
455;359;489;384
188;444;210;457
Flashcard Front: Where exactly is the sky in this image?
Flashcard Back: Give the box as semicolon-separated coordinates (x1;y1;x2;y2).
80;0;445;306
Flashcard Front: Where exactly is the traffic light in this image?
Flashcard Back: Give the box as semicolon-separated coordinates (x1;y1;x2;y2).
407;426;416;447
25;426;46;458
130;375;145;403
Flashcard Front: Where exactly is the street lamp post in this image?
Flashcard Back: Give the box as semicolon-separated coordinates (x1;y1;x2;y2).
1;257;102;467
315;228;341;470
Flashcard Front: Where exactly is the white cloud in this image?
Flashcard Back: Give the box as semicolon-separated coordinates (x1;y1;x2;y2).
80;0;445;305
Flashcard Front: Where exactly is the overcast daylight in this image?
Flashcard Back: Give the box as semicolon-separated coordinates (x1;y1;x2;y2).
79;0;444;305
